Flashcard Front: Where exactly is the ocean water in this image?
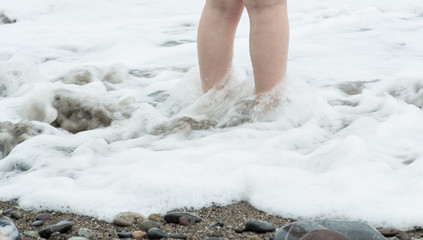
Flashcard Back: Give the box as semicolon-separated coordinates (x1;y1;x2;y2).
1;0;423;229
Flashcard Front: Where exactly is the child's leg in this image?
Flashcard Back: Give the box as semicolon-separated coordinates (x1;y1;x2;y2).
197;0;244;92
244;0;289;94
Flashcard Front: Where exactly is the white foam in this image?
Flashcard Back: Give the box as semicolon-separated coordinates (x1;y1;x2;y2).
1;0;423;230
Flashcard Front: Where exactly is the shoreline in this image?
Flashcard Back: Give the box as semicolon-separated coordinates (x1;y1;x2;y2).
1;200;422;239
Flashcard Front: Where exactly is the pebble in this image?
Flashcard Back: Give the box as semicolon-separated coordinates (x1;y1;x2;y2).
164;212;201;224
78;228;94;238
132;230;147;238
113;211;144;227
140;219;161;232
147;227;168;239
209;231;223;238
31;220;43;227
179;215;196;225
10;211;22;219
117;230;132;238
68;237;88;240
396;231;410;240
148;213;164;223
35;213;50;221
170;233;188;239
245;219;275;233
379;227;400;237
23;230;40;238
0;215;21;240
3;209;13;215
274;220;386;240
204;238;222;240
248;236;261;240
209;221;224;228
235;227;245;233
38;220;73;238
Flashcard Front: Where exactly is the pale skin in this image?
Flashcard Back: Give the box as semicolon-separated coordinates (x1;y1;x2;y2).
198;0;289;94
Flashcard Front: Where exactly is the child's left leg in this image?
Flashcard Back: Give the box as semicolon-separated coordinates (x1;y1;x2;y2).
197;0;245;93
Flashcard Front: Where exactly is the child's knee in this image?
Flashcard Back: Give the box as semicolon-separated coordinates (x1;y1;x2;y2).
207;0;244;13
243;0;286;11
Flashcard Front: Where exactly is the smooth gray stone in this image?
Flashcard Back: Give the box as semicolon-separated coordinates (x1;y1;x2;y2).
274;220;386;240
10;211;22;220
245;219;275;233
164;212;201;224
38;220;72;238
147;227;168;239
35;213;50;221
31;220;43;227
209;221;224;228
117;230;132;238
140;219;161;232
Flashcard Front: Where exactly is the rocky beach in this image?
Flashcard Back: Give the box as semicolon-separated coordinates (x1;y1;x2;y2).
1;200;423;240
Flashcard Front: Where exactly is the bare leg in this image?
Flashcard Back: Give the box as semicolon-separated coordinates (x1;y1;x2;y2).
244;0;289;94
197;0;244;92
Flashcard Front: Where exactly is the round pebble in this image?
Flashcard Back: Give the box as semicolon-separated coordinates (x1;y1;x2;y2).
245;219;275;233
117;230;132;238
31;220;43;227
113;211;144;227
148;214;164;223
10;211;22;219
35;213;50;221
132;230;147;238
209;221;224;228
140;219;161;232
147;227;168;239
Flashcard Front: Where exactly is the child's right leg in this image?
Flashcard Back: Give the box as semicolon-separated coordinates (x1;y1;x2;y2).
197;0;244;93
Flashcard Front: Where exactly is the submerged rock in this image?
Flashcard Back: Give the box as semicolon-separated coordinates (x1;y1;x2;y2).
0;121;42;158
0;215;21;240
51;90;115;133
153;116;217;135
0;12;16;24
164;212;202;224
274;220;386;240
57;65;126;85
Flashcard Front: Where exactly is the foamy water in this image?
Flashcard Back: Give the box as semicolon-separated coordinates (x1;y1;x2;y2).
1;0;423;229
